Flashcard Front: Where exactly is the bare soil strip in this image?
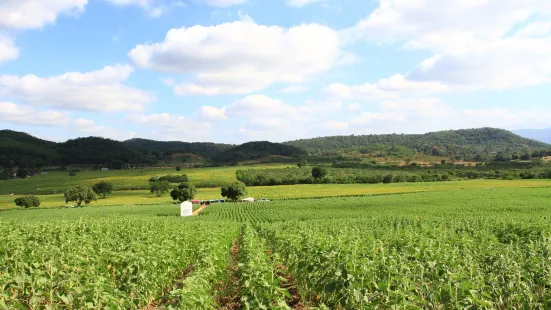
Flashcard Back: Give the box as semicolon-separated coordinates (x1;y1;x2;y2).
266;249;306;310
215;238;241;310
193;204;208;216
143;264;195;310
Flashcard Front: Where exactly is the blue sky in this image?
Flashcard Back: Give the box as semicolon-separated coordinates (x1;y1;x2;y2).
1;0;550;143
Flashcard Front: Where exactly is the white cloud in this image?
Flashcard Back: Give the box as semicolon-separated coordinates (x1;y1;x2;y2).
287;0;322;8
0;65;155;112
322;120;348;131
203;0;248;7
196;106;227;121
225;95;297;118
344;0;551;92
347;98;551;134
129;20;344;95
280;85;310;94
347;102;362;111
0;0;87;30
0;102;70;126
103;0;176;17
73;118;135;140
127;113;211;141
0;36;18;64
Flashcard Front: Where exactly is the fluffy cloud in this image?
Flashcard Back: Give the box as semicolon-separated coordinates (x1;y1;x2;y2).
73;118;136;140
202;0;248;7
344;0;551;92
0;36;18;64
196;106;227;121
0;0;87;30
287;0;322;8
225;95;297;118
348;98;551;134
127;113;211;141
103;0;182;17
0;65;155;112
129;20;343;95
0;102;70;126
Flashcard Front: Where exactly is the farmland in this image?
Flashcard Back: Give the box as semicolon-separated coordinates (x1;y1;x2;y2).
2;179;551;210
0;164;291;195
1;187;551;308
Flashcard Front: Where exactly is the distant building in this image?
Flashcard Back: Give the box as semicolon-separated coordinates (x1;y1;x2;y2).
101;168;109;171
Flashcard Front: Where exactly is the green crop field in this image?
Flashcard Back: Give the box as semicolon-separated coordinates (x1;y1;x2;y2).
1;186;551;309
0;164;292;195
2;179;551;210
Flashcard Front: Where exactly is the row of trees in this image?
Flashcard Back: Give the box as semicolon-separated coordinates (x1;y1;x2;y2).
149;178;248;202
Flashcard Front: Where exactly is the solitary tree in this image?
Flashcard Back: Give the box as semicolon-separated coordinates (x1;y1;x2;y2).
311;166;328;179
65;185;97;207
150;179;170;197
221;181;247;201
92;181;113;199
17;168;29;179
14;196;41;208
170;182;197;202
175;166;181;171
297;159;308;168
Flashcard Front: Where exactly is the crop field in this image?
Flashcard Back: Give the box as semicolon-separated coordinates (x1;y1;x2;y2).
1;187;551;309
2;179;551;210
0;164;292;195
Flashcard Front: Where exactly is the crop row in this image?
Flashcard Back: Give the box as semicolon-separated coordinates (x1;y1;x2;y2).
256;218;551;309
0;217;238;309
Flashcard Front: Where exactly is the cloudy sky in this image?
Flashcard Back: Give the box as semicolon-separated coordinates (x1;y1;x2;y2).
1;0;550;143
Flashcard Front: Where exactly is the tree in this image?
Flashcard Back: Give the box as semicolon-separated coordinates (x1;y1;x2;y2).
92;181;113;199
170;182;197;202
17;168;29;178
221;181;248;201
150;179;170;197
14;196;40;208
175;166;181;171
69;172;77;177
311;166;328;179
297;159;308;168
65;185;97;207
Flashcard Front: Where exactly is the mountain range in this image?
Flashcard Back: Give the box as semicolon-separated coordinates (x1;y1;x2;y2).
1;127;549;169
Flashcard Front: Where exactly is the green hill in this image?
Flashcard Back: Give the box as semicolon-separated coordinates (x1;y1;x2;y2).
285;128;550;160
123;138;233;161
214;141;308;164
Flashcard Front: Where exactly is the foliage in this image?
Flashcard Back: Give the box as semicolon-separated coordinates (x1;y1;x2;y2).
176;166;181;171
214;141;307;164
16;168;29;178
14;195;40;208
286;128;550;160
311;166;328;179
236;166;551;186
170;182;197;202
69;172;77;177
297;159;307;168
148;174;189;183
92;181;113;199
150;179;170;197
221;181;248;201
64;185;97;207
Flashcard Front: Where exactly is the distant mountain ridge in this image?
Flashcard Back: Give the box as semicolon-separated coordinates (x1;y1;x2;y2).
513;128;551;144
285;127;550;159
1;127;549;168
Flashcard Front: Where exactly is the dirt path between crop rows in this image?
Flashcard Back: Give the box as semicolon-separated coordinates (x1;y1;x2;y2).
142;264;195;310
216;237;242;309
193;204;208;216
266;249;307;309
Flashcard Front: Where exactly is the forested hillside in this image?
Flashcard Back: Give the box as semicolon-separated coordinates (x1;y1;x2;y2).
213;141;307;164
286;128;549;160
2;128;549;170
123;138;233;161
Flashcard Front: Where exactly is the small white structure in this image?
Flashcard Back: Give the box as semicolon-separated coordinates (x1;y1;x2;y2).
240;197;255;203
180;201;193;217
101;168;109;171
